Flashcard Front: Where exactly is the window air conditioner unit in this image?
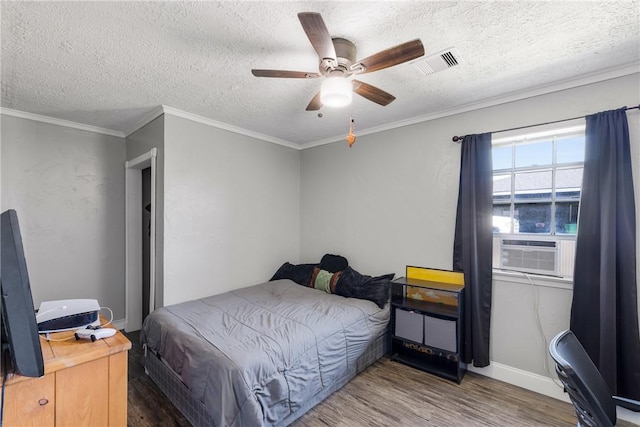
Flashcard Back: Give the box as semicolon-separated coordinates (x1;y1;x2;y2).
500;239;560;276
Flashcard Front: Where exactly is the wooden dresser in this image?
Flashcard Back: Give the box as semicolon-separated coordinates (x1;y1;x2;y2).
2;327;131;426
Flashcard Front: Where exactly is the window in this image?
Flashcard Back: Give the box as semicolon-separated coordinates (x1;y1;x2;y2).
492;125;585;277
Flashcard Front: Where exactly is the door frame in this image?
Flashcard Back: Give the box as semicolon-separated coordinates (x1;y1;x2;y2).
125;148;157;332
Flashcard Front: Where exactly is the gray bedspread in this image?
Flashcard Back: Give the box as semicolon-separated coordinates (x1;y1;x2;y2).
141;279;389;427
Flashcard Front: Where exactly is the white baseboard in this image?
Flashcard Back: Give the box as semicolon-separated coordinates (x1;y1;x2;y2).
618;407;640;425
469;361;569;402
470;362;640;425
111;318;126;330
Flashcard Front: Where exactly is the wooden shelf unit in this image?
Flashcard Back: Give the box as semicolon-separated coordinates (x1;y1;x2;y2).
2;325;131;426
390;266;466;383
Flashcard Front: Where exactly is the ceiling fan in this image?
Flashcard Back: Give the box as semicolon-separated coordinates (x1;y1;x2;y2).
251;12;425;111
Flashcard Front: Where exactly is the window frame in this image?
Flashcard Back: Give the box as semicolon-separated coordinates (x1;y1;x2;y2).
492;124;585;239
491;122;585;279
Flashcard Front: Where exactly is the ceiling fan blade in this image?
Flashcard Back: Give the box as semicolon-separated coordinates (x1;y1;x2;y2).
305;92;322;111
352;80;396;106
298;12;337;64
252;69;321;78
352;39;425;74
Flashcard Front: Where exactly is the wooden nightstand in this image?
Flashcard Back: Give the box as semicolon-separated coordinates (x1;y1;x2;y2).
2;325;131;426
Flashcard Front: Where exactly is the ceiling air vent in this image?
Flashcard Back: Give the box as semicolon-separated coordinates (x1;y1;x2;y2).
413;47;462;76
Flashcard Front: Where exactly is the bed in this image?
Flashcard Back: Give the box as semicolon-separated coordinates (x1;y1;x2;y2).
141;277;391;427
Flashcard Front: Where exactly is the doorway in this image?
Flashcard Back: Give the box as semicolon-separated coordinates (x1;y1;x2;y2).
141;167;151;321
125;148;157;332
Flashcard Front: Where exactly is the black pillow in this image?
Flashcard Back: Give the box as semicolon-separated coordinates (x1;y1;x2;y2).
334;266;395;308
320;254;348;273
270;262;317;286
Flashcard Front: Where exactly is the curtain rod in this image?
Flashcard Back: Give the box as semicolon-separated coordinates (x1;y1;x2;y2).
451;104;640;142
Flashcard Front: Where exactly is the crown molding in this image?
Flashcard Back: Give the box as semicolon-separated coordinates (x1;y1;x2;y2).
160;106;300;149
124;106;165;137
0;107;125;138
3;62;637;149
298;62;640;150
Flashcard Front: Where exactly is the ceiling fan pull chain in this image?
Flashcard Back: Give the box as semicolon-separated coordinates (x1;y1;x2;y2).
346;117;356;147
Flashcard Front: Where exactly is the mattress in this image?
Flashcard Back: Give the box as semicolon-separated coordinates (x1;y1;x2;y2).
141;279;390;427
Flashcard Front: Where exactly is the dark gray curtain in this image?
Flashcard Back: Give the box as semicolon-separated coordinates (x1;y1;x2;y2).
453;132;493;367
571;108;640;400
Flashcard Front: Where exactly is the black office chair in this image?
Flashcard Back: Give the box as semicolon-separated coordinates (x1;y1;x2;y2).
549;330;640;426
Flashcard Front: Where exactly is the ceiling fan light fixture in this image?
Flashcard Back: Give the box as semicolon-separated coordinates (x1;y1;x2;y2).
320;77;352;108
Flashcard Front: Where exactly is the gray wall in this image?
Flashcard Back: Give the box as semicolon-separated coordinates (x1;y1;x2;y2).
126;115;165;308
1;73;637;389
1;115;126;318
300;73;640;378
162;114;301;305
300;114;460;275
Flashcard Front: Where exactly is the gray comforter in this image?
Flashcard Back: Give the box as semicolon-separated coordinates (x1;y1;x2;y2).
141;279;389;426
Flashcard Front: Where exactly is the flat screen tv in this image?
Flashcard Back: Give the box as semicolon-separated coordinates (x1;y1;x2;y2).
1;209;44;377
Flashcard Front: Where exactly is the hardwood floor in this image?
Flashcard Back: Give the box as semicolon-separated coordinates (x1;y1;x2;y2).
124;330;634;426
126;330;190;427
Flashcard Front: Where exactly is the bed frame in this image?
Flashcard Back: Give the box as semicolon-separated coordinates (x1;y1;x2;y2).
145;331;389;427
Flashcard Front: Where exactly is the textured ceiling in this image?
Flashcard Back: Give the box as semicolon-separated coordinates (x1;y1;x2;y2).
2;1;639;147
